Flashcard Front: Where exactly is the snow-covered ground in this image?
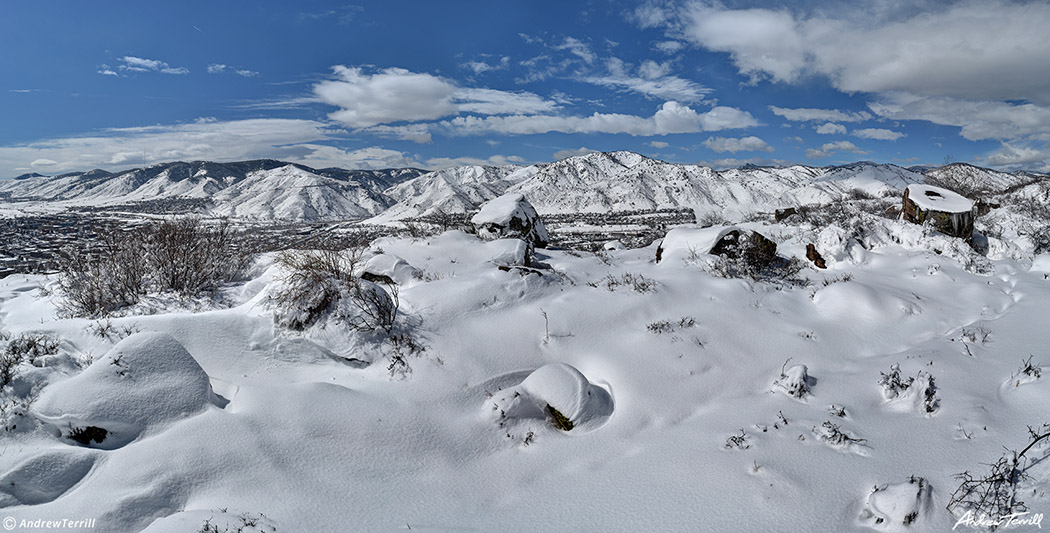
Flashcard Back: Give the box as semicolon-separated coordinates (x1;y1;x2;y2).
1;206;1048;531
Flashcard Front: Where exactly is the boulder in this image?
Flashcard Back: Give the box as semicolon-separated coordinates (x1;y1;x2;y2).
360;254;420;285
655;226;777;266
489;363;613;431
806;243;826;269
902;184;976;240
471;193;549;248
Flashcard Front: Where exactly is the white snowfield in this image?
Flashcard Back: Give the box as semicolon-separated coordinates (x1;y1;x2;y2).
0;216;1049;531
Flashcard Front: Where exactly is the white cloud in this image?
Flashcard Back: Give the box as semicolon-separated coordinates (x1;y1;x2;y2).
673;2;1050;104
97;66;118;77
363;123;433;144
869;94;1050;141
769;106;871;123
314;66;559;128
805;140;867;159
654;40;684;53
207;64;228;74
0;118;366;176
984;142;1050;170
555;37;596;64
583;57;710;102
815;122;846;135
30;159;57;168
116;56;188;75
784;136;803;143
647;141;669;148
853;128;905;141
235;69;258;78
424;154;526;169
462;56;510;75
702;136;773;153
699;156;790;169
553;147;598;160
437;102;757;137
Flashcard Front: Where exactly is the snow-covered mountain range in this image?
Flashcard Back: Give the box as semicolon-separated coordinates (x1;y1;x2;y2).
1;153;1044;222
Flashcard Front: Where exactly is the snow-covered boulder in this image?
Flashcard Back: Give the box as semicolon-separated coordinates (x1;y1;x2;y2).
471;193;549;248
360;254;420;285
33;332;214;447
490;363;613;431
902;184;975;240
656;226;776;265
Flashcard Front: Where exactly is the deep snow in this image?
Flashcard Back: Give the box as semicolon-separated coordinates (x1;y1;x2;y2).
0;212;1048;531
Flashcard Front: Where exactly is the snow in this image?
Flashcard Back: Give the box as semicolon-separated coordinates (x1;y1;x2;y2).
906;184;974;213
32;332;216;448
2;157;1050;530
361;253;420;285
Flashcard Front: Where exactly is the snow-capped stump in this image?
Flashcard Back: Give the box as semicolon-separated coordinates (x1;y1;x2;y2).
471;193;549;248
360;254;420;285
655;225;776;266
773;362;813;400
33;332;215;448
489;363;613;432
858;477;932;529
901;184;976;240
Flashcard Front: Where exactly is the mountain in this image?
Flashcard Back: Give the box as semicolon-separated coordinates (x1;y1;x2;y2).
0;160;425;220
2;154;1046;222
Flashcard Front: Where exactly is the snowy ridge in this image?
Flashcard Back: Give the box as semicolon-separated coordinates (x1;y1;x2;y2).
3;153;1048;222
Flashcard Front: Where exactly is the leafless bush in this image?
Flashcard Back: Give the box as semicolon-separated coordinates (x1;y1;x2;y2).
589;272;658;293
146;218;253;296
57;218;253;317
947;423;1050;524
272;247;398;333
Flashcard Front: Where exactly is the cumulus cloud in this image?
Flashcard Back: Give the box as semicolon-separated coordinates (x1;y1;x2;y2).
984;142;1050;170
314;66;559;128
869;94;1050;142
0;118;373;176
805;140;867;159
435;102;757;137
553;147;598;160
853;128;905;141
815;123;846;135
115;56;188;75
673;2;1050;104
769;106;871;123
207;64;228;74
702;135;773;153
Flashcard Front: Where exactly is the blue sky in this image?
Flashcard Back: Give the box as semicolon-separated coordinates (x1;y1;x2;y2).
3;0;1050;177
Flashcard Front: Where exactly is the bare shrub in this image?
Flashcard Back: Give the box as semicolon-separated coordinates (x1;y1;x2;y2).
947;423;1050;523
272;247;398;333
146;218;253;296
56;228;147;317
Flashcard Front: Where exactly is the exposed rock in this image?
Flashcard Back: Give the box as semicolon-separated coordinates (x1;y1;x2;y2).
656;226;777;266
806;243;827;269
471;193;549;248
774;207;798;222
360;254;420;285
901;184;975;240
709;229;777;267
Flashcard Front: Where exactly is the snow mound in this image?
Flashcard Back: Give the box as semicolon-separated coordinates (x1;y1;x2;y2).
471;193;549;248
858;477;933;530
485;238;531;267
361;254;420;285
773;363;813;400
490;363;613;432
0;449;99;507
33;332;215;447
905;184;974;214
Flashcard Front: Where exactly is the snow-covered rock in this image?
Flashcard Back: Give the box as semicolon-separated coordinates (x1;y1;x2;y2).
485;238;532;267
33;332;215;447
902;184;975;239
361;254;420;285
490;363;613;431
471;193;549;248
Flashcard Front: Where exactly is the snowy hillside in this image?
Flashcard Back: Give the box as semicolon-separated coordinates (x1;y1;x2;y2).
1;204;1049;530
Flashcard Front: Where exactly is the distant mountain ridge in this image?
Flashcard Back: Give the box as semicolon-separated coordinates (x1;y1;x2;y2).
2;154;1045;222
